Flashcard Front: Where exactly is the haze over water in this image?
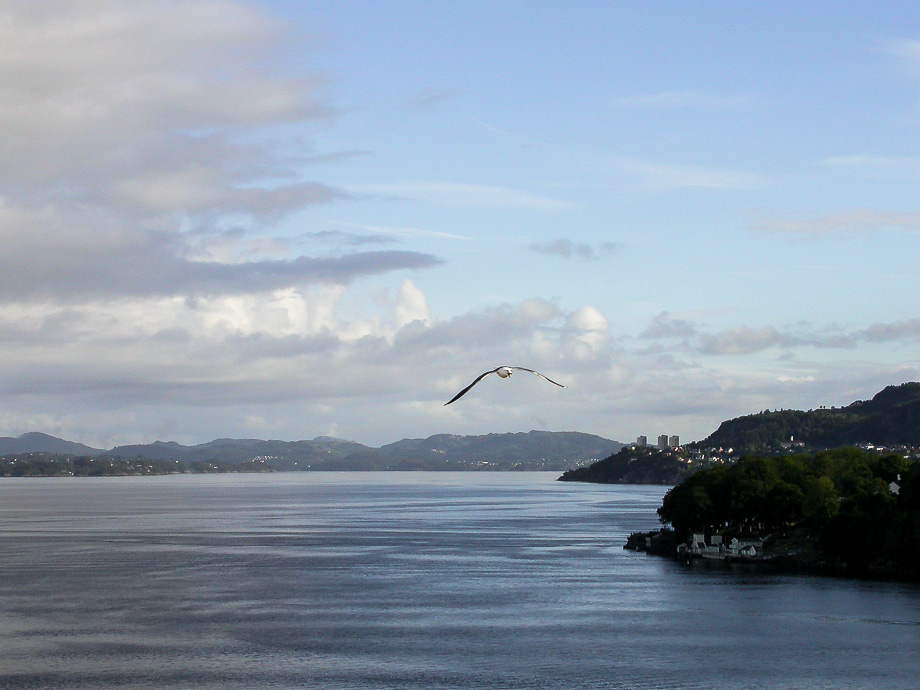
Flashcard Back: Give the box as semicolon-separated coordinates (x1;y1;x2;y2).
1;473;918;689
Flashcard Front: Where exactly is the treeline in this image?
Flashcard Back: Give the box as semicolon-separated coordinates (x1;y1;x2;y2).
0;453;273;477
703;408;860;450
657;448;920;578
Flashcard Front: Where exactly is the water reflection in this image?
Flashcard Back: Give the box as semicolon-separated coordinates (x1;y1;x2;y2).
0;473;917;689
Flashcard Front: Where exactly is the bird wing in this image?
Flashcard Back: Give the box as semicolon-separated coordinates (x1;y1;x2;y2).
509;367;566;388
444;368;500;405
444;366;565;405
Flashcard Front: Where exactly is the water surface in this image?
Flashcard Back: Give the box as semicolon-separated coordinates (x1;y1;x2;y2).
1;473;918;689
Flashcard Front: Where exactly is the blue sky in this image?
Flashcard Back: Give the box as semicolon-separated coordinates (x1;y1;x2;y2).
1;1;919;447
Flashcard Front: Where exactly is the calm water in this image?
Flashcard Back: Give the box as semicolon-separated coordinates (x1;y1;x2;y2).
1;473;918;690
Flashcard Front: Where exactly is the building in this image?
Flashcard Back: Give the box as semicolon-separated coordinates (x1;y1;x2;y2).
668;435;680;448
636;436;647;447
658;434;669;450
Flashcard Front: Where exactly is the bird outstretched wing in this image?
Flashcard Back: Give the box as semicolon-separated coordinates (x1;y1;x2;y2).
508;367;565;389
444;368;501;405
444;366;565;405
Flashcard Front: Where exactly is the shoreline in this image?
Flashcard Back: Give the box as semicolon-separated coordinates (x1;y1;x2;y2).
625;529;920;584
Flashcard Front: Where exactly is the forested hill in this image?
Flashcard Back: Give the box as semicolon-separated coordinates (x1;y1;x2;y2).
558;445;697;485
0;430;621;472
700;382;920;452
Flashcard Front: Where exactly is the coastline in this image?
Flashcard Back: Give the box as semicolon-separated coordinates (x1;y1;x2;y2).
625;529;919;583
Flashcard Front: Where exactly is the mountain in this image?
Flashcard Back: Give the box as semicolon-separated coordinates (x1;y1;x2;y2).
0;431;622;471
699;382;920;451
108;437;376;470
0;432;104;457
375;431;622;470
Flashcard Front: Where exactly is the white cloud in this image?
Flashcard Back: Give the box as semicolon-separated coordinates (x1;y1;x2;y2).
350;182;569;210
562;306;610;359
342;222;473;242
394;280;430;327
636;316;920;357
612;157;764;191
823;154;920;169
529;238;621;260
0;2;441;304
822;155;920;181
750;208;920;238
0;0;324;201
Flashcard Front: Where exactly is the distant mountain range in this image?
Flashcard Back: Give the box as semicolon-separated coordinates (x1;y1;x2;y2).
9;383;915;476
699;382;920;451
0;430;623;472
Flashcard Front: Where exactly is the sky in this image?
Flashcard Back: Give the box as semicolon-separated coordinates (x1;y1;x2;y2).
1;1;920;448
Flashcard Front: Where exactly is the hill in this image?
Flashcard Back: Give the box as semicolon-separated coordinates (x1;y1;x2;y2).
559;382;920;487
0;432;104;457
0;431;622;472
558;445;699;485
376;431;620;470
700;382;920;451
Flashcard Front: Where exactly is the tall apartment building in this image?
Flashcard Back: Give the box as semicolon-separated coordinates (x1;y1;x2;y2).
657;434;669;450
668;435;680;448
636;436;647;447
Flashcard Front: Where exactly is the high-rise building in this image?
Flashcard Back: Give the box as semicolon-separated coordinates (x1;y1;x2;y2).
668;435;680;448
658;434;668;450
636;436;647;447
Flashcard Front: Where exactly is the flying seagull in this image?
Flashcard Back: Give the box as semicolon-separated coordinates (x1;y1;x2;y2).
444;366;565;405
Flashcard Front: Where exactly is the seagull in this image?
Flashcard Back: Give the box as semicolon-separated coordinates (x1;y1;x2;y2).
444;366;565;405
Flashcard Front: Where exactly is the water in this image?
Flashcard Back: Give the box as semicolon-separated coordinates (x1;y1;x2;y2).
0;473;918;689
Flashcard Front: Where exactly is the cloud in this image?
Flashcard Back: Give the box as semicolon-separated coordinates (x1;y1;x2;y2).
562;306;610;359
350;182;569;210
394;280;430;327
858;319;920;343
611;157;764;191
823;154;920;170
0;2;442;305
529;238;620;260
406;88;459;110
0;201;440;302
885;38;920;74
750;209;920;238
0;1;328;205
696;326;798;356
3;276;918;447
640;312;697;339
397;298;564;353
638;316;920;357
304;230;399;247
0;285;582;421
822;155;920;181
343;223;473;242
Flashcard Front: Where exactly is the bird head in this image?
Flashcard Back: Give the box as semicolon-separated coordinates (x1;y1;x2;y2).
496;367;513;378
